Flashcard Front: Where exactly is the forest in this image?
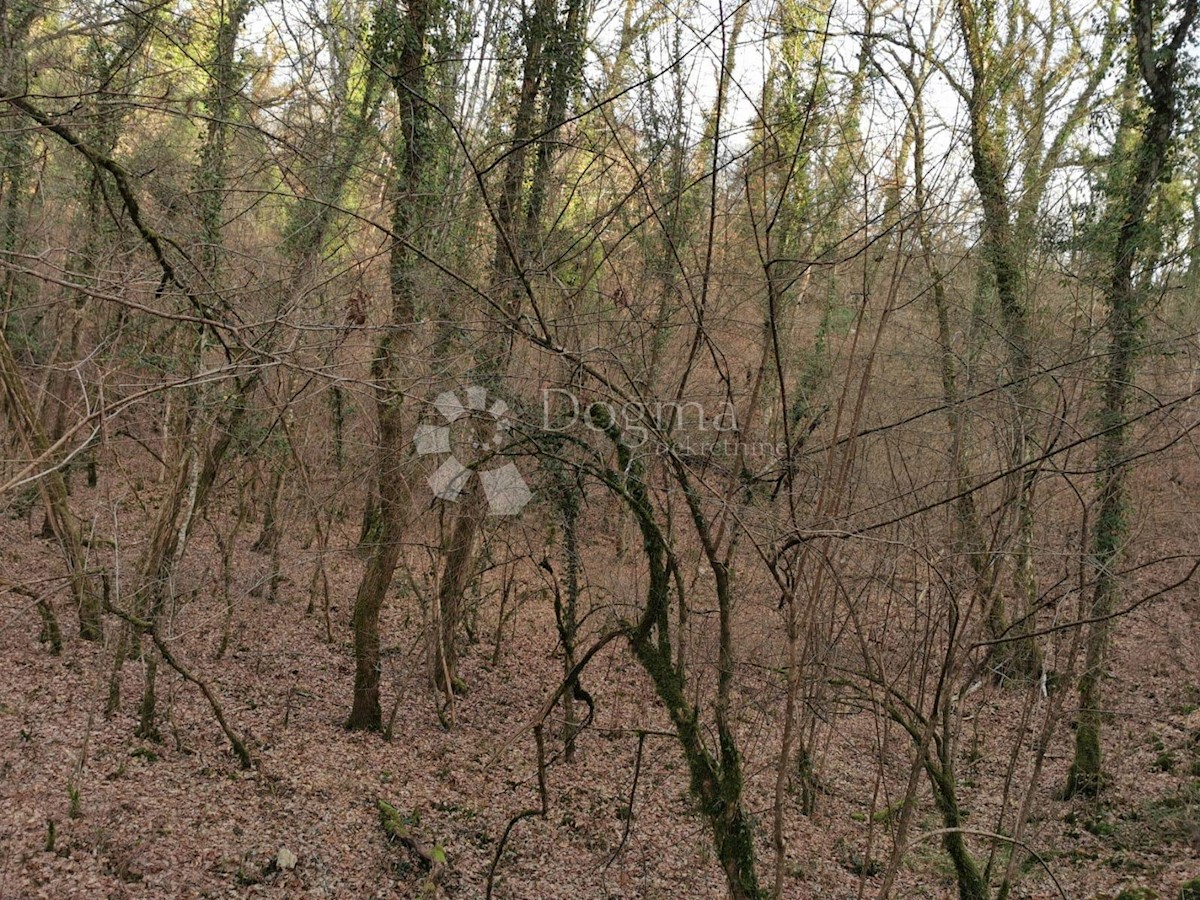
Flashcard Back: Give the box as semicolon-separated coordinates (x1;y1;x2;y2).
1;0;1199;895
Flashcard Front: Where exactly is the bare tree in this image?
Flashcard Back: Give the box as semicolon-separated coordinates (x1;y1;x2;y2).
1066;0;1198;797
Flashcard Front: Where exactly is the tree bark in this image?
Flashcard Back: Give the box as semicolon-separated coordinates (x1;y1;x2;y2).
1066;0;1197;796
954;0;1044;679
346;0;433;730
0;328;101;639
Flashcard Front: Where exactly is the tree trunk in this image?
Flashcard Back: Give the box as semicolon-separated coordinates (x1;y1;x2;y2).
954;0;1044;679
0;328;101;639
131;0;252;735
1067;0;1196;795
346;0;433;730
432;493;481;696
592;405;764;899
430;0;567;695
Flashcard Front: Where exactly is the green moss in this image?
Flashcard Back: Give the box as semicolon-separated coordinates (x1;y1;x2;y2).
1180;877;1200;900
1066;718;1105;797
1085;815;1116;837
1153;752;1177;773
873;801;904;825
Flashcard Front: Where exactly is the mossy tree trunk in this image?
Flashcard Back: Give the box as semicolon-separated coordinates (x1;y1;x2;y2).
347;0;434;730
951;0;1119;681
431;0;587;696
876;661;991;900
589;405;764;899
1066;0;1197;796
954;0;1043;678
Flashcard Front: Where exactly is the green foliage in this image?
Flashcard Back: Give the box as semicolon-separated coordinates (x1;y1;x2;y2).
1154;752;1177;773
1115;887;1158;900
378;799;421;838
872;800;904;826
1085;814;1117;837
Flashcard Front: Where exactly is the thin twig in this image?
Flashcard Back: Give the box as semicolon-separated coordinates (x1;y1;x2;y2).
105;602;253;769
605;730;646;869
486;725;548;900
909;827;1067;899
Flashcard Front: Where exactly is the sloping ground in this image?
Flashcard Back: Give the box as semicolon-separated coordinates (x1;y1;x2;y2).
0;470;1198;898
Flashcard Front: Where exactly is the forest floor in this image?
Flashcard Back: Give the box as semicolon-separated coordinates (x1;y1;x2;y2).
1;456;1199;899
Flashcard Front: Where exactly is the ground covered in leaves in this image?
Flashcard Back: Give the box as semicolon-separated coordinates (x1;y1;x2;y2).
1;469;1199;899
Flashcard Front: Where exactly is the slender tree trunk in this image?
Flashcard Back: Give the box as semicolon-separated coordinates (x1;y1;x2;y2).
47;47;133;485
432;490;480;698
347;0;433;730
954;0;1043;678
0;328;101;639
591;405;764;899
1067;0;1197;794
133;0;251;735
907;88;1009;649
251;463;283;554
0;1;100;640
431;0;574;695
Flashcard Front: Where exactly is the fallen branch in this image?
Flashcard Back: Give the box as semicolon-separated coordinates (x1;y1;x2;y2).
486;724;548;900
105;601;253;768
378;799;447;896
605;730;646;869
